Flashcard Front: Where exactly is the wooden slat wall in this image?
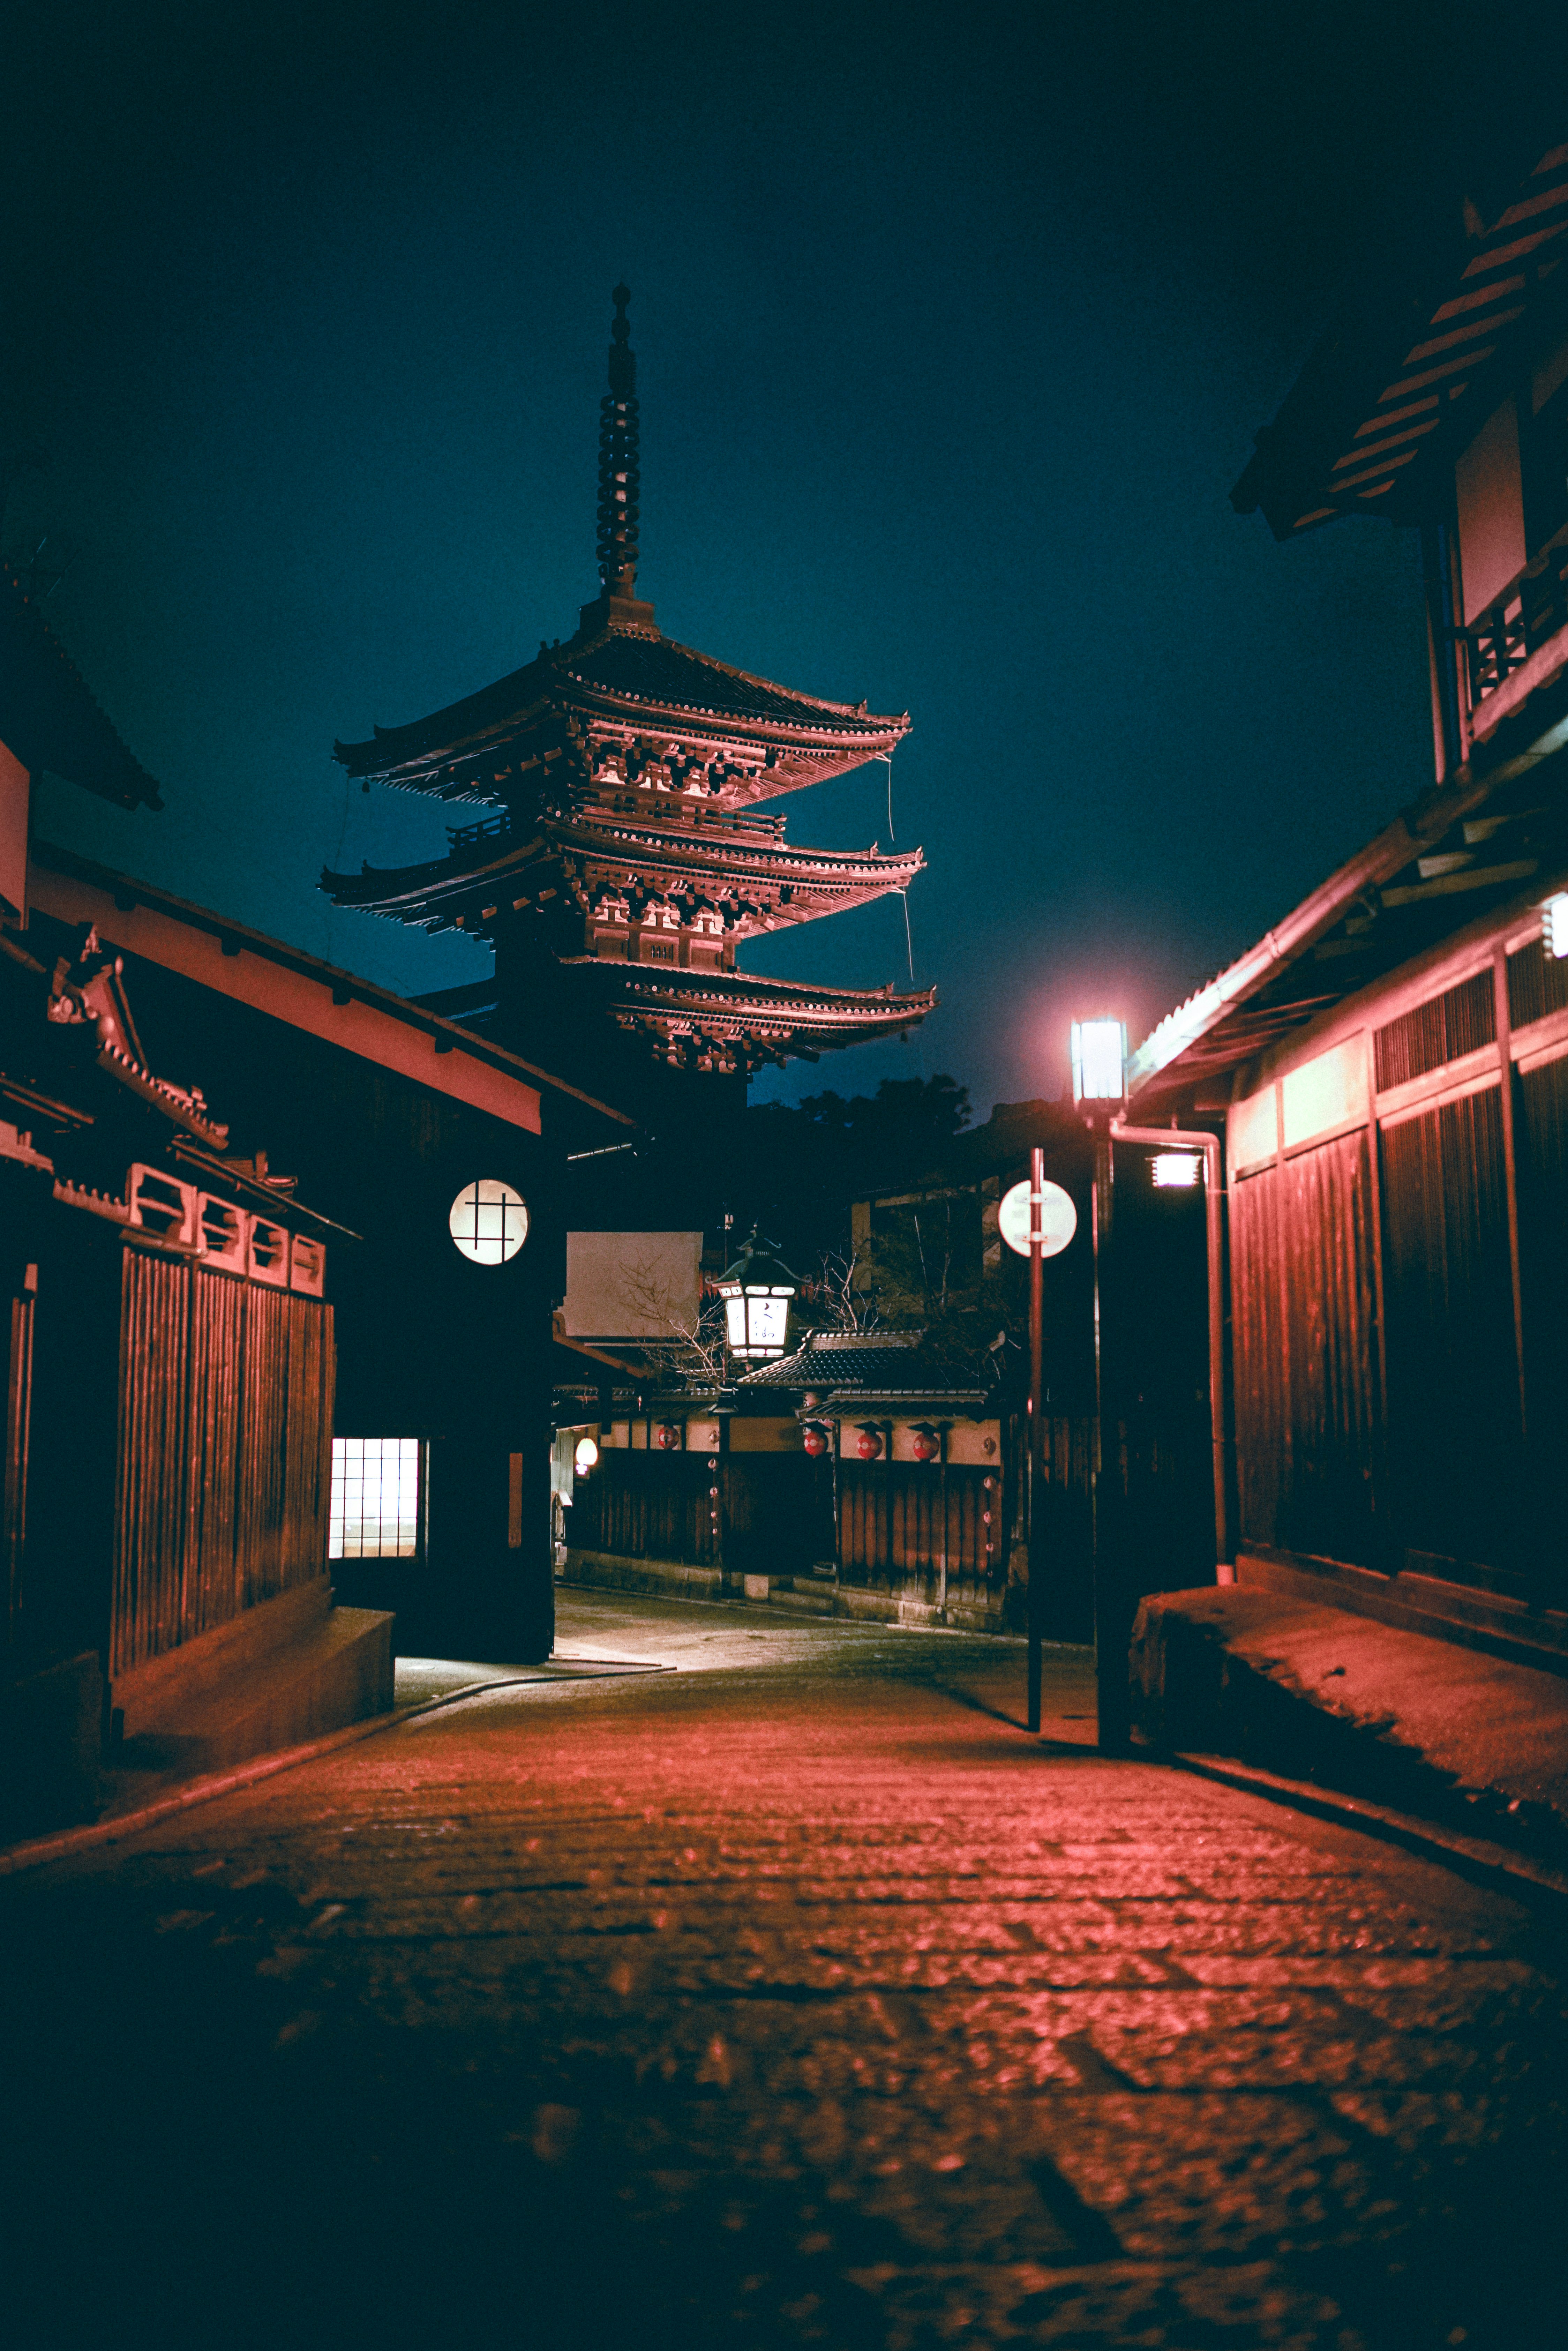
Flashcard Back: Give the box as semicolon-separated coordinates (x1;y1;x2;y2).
188;1270;244;1629
836;1463;1000;1608
1230;1130;1379;1567
112;1253;334;1676
115;1252;191;1670
1380;1084;1522;1582
571;1452;718;1567
1232;1166;1285;1550
573;1427;1096;1629
1517;1055;1568;1610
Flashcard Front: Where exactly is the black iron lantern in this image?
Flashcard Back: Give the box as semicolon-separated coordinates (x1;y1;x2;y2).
718;1227;799;1362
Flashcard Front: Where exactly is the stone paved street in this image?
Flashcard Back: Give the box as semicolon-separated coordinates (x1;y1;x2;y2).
3;1592;1563;2350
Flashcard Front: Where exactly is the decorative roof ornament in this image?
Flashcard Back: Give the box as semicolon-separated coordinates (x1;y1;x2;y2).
596;284;641;600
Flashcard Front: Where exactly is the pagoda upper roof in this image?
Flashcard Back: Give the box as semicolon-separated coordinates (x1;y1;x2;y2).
332;602;910;801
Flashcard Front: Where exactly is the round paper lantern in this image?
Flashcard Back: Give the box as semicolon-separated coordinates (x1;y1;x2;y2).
655;1422;682;1451
910;1423;940;1463
855;1423;884;1462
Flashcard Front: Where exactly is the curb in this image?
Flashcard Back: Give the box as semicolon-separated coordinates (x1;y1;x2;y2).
558;1571;1038;1643
1168;1747;1568;1910
0;1660;672;1880
0;1706;417;1879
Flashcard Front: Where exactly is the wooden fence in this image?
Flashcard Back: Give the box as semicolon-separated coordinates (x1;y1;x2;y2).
567;1414;1119;1638
112;1250;334;1676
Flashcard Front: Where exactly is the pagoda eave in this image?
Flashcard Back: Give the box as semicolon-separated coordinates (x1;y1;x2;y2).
550;815;924;896
570;958;936;1028
332;625;910;806
592;965;936;1075
322;820;925;946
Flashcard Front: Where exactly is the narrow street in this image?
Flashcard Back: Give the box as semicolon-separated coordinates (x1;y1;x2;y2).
3;1592;1562;2351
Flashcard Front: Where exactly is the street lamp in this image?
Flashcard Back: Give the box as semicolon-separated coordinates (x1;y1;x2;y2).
718;1227;798;1362
1072;1013;1127;1752
1071;1011;1231;1754
1071;1018;1127;1106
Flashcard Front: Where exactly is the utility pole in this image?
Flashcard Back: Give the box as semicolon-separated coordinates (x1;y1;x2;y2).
1027;1144;1046;1732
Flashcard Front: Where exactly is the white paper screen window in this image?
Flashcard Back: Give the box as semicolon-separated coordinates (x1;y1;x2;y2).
330;1437;421;1559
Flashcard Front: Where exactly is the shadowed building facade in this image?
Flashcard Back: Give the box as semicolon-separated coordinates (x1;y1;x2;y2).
1133;118;1568;1668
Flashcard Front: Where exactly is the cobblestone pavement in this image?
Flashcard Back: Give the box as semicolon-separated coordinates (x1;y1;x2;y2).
3;1593;1563;2351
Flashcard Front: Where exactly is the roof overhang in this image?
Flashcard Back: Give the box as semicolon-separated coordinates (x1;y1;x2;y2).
1129;684;1568;1111
1233;131;1568;538
28;843;641;1137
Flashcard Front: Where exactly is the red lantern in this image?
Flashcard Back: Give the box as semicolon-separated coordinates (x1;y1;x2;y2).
802;1421;829;1458
910;1423;940;1463
855;1423;884;1462
655;1422;682;1451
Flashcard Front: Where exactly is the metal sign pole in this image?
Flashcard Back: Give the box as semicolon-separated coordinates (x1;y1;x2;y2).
997;1162;1076;1737
1027;1143;1045;1733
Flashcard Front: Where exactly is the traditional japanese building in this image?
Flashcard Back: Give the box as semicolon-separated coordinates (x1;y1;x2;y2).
323;289;934;1097
1130;115;1568;1670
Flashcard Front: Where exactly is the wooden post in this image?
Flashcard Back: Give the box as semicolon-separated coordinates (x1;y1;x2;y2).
1027;1144;1045;1732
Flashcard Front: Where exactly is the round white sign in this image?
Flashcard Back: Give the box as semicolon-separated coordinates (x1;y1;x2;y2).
449;1178;528;1265
997;1177;1077;1260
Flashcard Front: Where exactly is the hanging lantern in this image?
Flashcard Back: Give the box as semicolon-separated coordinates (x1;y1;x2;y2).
909;1422;941;1463
573;1435;600;1476
855;1422;884;1462
654;1422;683;1451
801;1421;830;1458
717;1226;799;1361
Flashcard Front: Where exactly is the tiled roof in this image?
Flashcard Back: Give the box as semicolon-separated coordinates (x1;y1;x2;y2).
0;565;163;809
560;631;906;737
583;962;936;1040
332;622;909;786
738;1330;992;1396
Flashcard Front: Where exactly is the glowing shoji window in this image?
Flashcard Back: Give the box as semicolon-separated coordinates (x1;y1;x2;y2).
330;1438;422;1559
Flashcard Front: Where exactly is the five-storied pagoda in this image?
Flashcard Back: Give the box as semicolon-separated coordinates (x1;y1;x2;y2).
323;289;933;1108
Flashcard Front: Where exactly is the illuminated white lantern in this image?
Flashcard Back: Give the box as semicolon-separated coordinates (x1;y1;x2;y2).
449;1178;528;1265
1071;1017;1127;1105
1151;1151;1203;1189
1545;893;1568;960
718;1228;798;1361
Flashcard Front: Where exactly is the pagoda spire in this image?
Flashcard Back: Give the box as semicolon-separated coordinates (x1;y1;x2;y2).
595;284;641;601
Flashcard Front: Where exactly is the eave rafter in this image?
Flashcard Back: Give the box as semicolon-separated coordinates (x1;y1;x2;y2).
1235;140;1568;538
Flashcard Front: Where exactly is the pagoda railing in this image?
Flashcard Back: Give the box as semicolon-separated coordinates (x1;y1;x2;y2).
1462;534;1568;710
446;812;512;856
698;805;788;841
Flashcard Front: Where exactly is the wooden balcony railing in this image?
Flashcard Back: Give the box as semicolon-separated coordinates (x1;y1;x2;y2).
446;812;512;856
1463;537;1568;708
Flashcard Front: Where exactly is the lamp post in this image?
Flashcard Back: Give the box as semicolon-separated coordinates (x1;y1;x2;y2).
1071;1017;1129;1753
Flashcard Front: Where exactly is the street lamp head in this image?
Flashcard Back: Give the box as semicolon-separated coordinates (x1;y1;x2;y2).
1070;1017;1127;1106
717;1225;799;1360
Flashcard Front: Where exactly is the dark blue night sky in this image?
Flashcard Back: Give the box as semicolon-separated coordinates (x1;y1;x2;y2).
6;3;1484;1113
